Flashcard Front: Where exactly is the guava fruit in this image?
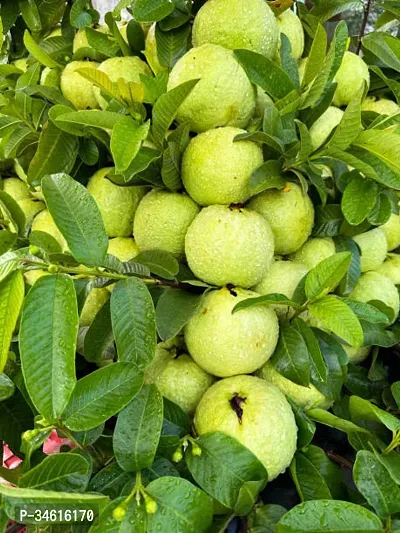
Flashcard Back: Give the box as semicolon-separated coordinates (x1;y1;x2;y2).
80;288;110;327
145;340;215;414
40;67;61;87
309;106;344;151
362;97;400;116
276;9;304;60
24;269;49;286
194;375;297;480
352;228;387;272
167;44;256;133
185;287;279;377
192;0;279;59
260;362;332;410
60;60;99;110
333;51;370;107
290;237;336;270
376;254;400;285
248;182;314;255
254;87;274;120
108;237;139;262
87;168;147;238
134;190;199;259
144;23;164;75
13;59;28;72
3;177;30;201
253;260;308;317
31;210;68;251
349;271;399;324
343;344;371;364
185;205;274;287
93;56;152;109
381;213;400;251
18;199;45;227
181;127;263;206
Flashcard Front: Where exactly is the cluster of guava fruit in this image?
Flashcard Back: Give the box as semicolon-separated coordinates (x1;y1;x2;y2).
4;0;400;484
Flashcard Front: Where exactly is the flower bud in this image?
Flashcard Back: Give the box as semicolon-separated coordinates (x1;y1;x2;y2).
112;505;126;522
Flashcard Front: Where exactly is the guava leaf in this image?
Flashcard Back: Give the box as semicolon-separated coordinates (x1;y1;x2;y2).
111;117;150;174
392;382;400;408
270;322;310;387
302;24;327;88
291;318;327;385
335;236;361;296
305;252;352;301
134;249;179;280
363;32;400;73
132;0;175;23
313;204;343;237
341;299;390;325
290;451;332;502
232;293;301;313
23;30;61;68
19;0;42;32
349;396;400;433
248;504;286;533
0;190;25;235
84;300;114;364
155;23;191;68
156;289;203;341
341;175;378;225
311;329;345;400
0;271;24;374
368;193;392;226
248;160;286;196
307;408;369;434
89;497;147;533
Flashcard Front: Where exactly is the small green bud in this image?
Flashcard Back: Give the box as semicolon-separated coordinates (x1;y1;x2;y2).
112;505;126;522
47;264;59;274
29;245;40;256
145;498;157;514
172;448;183;463
191;444;202;456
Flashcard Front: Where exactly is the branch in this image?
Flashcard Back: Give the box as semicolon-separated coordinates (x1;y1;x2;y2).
326;451;354;469
356;0;373;54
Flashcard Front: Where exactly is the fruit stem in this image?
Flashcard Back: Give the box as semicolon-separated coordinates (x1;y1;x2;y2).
356;0;372;55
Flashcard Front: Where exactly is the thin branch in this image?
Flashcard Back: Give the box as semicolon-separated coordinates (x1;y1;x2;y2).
326;451;354;469
356;0;373;55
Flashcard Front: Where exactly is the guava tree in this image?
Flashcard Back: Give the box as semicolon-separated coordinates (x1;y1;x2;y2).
0;0;399;532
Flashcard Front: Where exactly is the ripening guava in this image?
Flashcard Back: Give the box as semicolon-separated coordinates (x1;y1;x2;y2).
167;44;256;133
31;210;68;251
3;177;30;201
276;9;304;60
93;56;152;109
349;271;399;324
108;237;139;262
18;199;45;227
40;67;61;87
362;97;400;116
290;237;336;270
343;344;371;364
309;106;344;151
144;23;164;75
145;340;215;414
259;362;332;410
185;287;279;377
185;205;274;288
87;168;147;238
381;213;400;251
192;0;279;59
333;51;370;107
133;190;199;260
181;127;263;206
194;375;297;480
352;228;387;272
376;254;400;285
249;182;314;255
79;288;110;327
60;60;99;110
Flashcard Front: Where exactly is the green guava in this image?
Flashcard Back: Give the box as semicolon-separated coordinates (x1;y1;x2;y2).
60;60;99;110
192;0;279;59
3;177;30;201
12;59;28;72
40;67;61;87
343;344;371;364
376;254;400;285
276;9;304;60
144;23;165;75
362;97;400;116
24;269;49;286
181;127;263;206
352;228;387;272
309;106;344;151
249;182;314;255
108;237;139;262
290;237;336;270
18;199;45;227
349;271;399;324
80;288;110;327
381;213;400;251
260;362;332;410
133;190;199;260
254;87;274;120
31;209;68;251
333;51;370;107
185;205;274;288
167;44;256;133
93;56;152;109
87;168;147;238
145;340;215;414
185;287;279;377
194;375;297;480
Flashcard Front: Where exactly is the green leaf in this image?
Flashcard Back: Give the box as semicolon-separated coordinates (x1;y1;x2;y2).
0;271;24;373
305;252;352;301
307;408;369;434
63;362;143;431
85;26;119;58
111;118;150;174
295;121;313;163
156;289;203;341
19;0;42;31
27;122;79;186
341;299;390;325
368;193;392;226
308;296;363;347
88;462;132;499
162;141;182;191
88;497;146;533
291;318;327;385
335;236;361;296
42;173;108;267
248;504;287;533
302;24;327;87
392;382;400;408
0;388;34;453
19;274;78;421
312;329;345;400
290;452;332;502
0;230;16;255
311;0;363;21
114;384;163;472
0;190;26;235
270;322;310;387
155;23;190;68
325;86;363;151
23;30;61;68
146;477;213;533
349;396;400;433
232;293;301;313
374;449;400;485
248;160;286;196
19;453;89;492
277;500;383;533
0;485;109;525
55;109;121;134
134;250;179;280
110;278;156;368
363;32;400;73
132;0;175;23
341;175;378;226
151;79;200;147
0;373;15;401
84;300;113;364
354;451;400;518
186;432;267;511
